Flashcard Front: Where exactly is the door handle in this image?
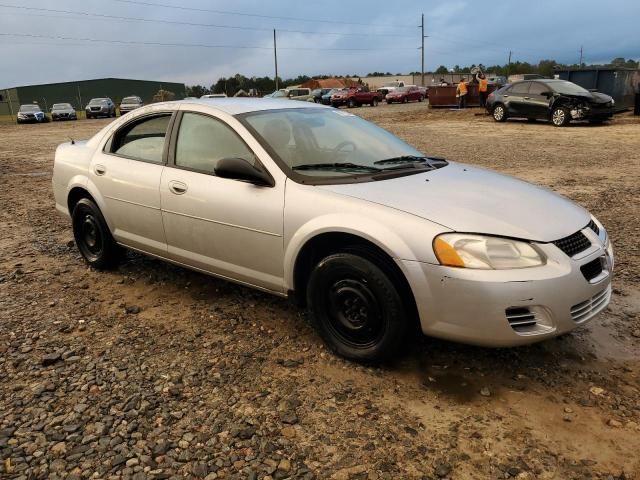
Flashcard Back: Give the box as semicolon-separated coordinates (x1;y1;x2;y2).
503;94;510;98
523;97;530;100
94;164;106;176
168;180;188;195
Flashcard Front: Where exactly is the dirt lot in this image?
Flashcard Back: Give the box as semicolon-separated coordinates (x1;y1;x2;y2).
1;105;639;480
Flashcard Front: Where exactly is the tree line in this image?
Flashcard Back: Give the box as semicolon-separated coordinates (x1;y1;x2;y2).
186;57;639;97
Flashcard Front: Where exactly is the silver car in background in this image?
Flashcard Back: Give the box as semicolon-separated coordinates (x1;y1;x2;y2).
85;97;116;119
51;103;77;121
119;96;144;115
52;99;613;362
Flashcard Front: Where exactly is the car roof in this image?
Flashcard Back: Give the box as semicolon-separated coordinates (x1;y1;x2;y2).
175;98;328;115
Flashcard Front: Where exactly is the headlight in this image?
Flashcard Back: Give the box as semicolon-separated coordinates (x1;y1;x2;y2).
433;233;546;269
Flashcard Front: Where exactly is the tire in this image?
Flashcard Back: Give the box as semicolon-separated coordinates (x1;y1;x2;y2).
347;98;356;108
306;252;408;363
492;103;507;122
419;96;424;102
551;106;570;127
371;98;379;107
402;96;408;104
72;198;121;270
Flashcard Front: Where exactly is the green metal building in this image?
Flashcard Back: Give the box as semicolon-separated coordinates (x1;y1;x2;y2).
0;77;186;116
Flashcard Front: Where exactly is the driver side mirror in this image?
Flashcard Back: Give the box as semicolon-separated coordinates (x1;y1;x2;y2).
540;91;552;98
214;157;274;187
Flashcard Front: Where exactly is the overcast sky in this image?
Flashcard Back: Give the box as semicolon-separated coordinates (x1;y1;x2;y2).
1;0;638;88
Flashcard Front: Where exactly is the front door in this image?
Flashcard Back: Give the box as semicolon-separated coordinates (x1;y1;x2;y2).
90;112;174;256
160;111;285;292
523;81;553;119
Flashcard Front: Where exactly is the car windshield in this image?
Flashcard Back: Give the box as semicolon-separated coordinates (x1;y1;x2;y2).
122;97;139;103
19;105;40;112
53;103;72;109
550;81;590;95
242;108;434;179
89;98;107;105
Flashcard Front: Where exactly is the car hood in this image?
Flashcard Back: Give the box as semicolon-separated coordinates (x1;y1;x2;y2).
317;162;590;242
560;91;612;104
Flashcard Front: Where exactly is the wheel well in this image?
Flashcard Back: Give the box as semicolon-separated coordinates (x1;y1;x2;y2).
292;232;419;323
67;187;95;215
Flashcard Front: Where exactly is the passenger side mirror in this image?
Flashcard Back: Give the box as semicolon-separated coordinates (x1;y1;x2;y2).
214;157;274;187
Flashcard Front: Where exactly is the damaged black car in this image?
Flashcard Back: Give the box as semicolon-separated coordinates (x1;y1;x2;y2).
487;79;615;126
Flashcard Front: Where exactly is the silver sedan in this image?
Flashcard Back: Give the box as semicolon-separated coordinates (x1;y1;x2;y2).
52;99;614;362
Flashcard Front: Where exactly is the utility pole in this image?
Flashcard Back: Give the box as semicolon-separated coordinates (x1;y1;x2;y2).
579;45;583;67
419;14;428;87
508;50;512;77
273;29;279;91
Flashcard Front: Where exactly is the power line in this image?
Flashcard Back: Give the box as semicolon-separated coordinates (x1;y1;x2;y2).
110;0;415;27
0;32;416;51
0;4;416;38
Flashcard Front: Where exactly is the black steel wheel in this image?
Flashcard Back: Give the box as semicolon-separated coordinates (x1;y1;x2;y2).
72;198;121;269
307;252;408;362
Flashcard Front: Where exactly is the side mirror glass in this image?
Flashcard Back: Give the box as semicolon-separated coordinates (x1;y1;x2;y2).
214;158;274;187
541;91;552;98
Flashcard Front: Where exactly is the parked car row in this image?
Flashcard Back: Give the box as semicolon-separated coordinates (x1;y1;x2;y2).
15;95;145;124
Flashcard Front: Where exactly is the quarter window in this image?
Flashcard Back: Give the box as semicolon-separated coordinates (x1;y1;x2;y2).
112;114;171;163
175;112;256;174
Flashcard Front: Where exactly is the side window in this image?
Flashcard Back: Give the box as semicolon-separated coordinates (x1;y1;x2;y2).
510;82;530;94
529;82;548;95
112;114;171;163
175;113;255;174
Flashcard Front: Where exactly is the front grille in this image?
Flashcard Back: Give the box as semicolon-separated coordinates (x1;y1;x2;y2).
587;219;599;235
570;286;611;323
506;307;538;332
90;106;101;111
552;230;591;257
580;257;604;282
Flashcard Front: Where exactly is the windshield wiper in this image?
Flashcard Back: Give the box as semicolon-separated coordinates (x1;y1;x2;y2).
374;155;429;166
292;162;381;172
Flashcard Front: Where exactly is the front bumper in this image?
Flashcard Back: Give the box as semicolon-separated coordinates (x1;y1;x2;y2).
402;233;614;347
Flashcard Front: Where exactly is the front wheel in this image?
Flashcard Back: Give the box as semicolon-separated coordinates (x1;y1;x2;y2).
551;106;570;127
492;103;507;122
72;198;121;270
402;96;408;104
347;98;356;108
307;252;408;363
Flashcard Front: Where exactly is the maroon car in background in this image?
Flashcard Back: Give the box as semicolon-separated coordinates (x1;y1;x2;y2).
331;87;382;108
385;86;425;104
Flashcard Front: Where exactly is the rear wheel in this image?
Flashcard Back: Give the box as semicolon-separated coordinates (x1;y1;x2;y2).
307;252;408;363
551;106;570;127
371;98;379;107
492;103;507;122
402;96;408;104
72;198;121;270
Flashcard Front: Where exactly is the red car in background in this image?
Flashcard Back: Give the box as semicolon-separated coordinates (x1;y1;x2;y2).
385;86;425;104
331;87;382;108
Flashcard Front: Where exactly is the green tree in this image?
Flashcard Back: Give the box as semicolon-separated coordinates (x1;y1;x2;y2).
435;65;449;74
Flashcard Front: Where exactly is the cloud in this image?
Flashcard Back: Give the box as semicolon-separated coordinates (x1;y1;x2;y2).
0;0;637;88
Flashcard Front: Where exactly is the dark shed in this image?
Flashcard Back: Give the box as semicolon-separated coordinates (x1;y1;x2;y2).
556;67;640;111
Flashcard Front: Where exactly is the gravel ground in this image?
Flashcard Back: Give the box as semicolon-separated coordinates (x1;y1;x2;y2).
0;105;639;480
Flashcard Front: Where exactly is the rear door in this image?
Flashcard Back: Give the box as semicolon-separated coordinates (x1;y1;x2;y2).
503;82;531;116
90;111;175;256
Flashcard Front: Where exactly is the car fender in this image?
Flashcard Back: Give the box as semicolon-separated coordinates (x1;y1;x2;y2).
283;212;427;292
